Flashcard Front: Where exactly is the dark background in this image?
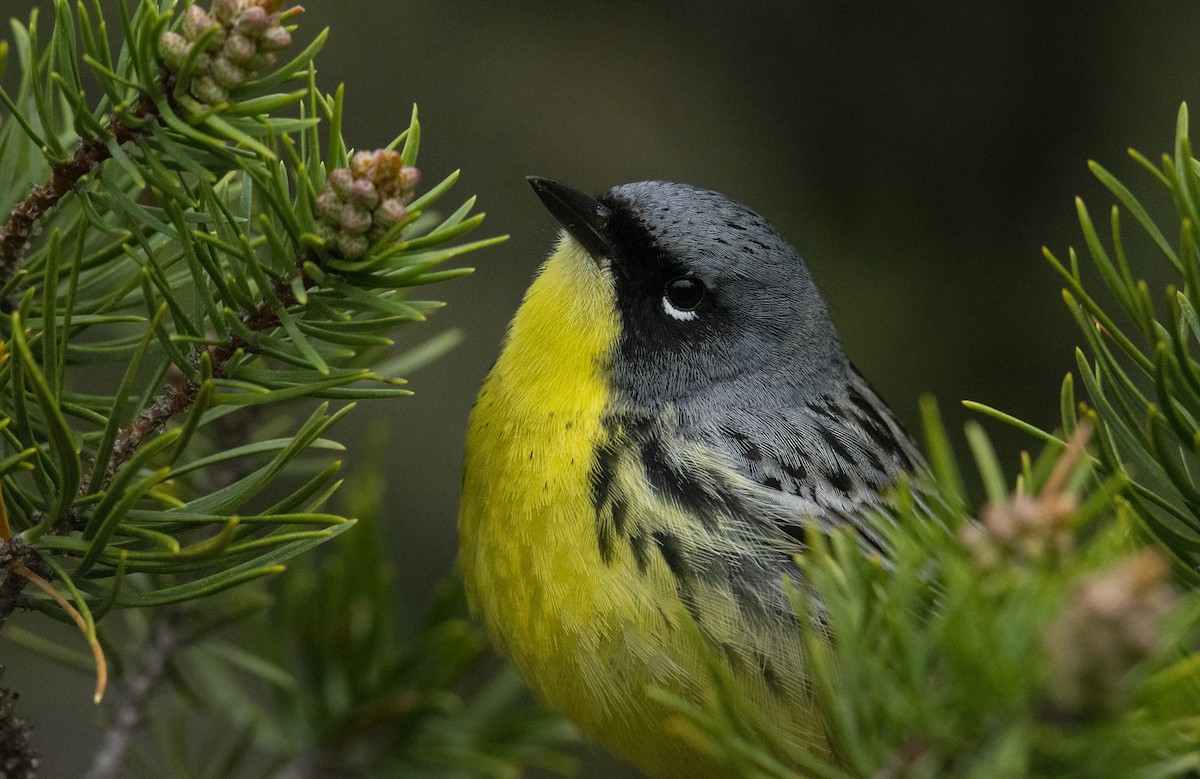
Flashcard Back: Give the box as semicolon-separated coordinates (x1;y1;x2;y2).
7;2;1200;776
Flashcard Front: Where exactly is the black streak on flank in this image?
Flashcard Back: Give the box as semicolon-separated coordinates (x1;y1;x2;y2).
824;465;854;494
757;652;785;697
847;385;914;467
725;428;762;462
638;432;738;531
597;517;614;564
654;530;701;621
816;424;856;467
611;494;630;537
630;529;650;573
590;439;620;565
653;530;689;580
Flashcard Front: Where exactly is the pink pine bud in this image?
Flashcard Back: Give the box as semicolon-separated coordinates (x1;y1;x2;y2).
236;6;270;35
339;204;372;235
350;151;374;180
347;178;380;210
337;233;370;259
223;33;258;66
314;190;342;223
374;198;407;229
398;166;421;189
327;168;353;196
182;5;218;41
259;25;292;51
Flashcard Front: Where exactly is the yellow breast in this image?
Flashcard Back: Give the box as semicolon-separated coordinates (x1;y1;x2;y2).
459;239;824;778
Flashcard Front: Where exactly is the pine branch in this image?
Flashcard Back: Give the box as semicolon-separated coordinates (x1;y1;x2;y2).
82;612;189;779
0;81;166;285
96;264;307;491
0;669;38;779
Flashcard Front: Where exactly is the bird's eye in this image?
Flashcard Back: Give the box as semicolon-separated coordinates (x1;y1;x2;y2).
662;276;706;321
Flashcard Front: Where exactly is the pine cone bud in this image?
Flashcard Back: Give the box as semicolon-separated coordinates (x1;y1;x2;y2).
313;191;342;223
397;165;421;200
235;5;271;35
181;5;219;42
339;204;373;235
223;32;257;66
350;151;375;180
347;178;381;210
336;233;370;260
961;491;1076;568
158;0;299;106
313;153;421;258
374;198;407;230
1043;551;1175;718
327;168;353;197
158;31;193;70
259;25;293;51
212;0;240;25
313;221;338;244
191;75;229;105
211;57;248;89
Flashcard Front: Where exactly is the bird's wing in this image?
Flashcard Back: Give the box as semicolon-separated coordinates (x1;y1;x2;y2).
677;367;924;556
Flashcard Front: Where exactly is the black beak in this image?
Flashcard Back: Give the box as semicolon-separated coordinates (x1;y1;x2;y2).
527;176;617;262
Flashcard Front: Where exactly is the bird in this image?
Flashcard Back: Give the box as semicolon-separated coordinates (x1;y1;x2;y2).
458;177;923;778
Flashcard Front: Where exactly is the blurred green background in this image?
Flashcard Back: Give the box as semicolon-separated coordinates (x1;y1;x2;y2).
7;1;1200;776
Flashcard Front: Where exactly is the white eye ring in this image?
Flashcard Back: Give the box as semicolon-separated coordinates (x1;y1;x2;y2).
662;297;700;321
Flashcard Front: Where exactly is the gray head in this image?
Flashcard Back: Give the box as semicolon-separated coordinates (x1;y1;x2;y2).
529;178;849;411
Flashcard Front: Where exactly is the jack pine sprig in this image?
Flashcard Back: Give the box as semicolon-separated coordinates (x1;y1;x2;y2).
971;103;1200;581
654;408;1200;779
0;0;495;704
125;456;577;779
158;0;298;106
314;149;421;259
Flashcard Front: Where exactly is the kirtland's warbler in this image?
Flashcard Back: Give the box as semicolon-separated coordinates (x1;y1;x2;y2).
459;178;922;778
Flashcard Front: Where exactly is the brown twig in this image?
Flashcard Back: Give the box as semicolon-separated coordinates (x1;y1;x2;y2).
0;89;159;283
94;272;305;491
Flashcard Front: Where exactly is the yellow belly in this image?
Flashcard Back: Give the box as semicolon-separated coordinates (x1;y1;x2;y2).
458;241;825;778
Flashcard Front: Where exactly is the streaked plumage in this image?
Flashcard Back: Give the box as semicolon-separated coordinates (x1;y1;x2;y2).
460;179;922;778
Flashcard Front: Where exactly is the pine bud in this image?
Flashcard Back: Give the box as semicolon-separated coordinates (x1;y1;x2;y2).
337;233;370;260
235;6;270;36
327;168;353;197
339;204;373;235
211;57;247;89
212;0;240;25
182;5;219;42
347;178;380;210
374;198;407;230
349;151;374;180
191;75;229;105
158;31;193;71
397;165;421;198
313;221;338;244
223;32;258;66
313;191;342;224
259;25;292;51
1043;551;1175;718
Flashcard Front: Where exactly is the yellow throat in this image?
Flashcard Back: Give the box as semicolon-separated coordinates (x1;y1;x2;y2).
459;237;824;778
